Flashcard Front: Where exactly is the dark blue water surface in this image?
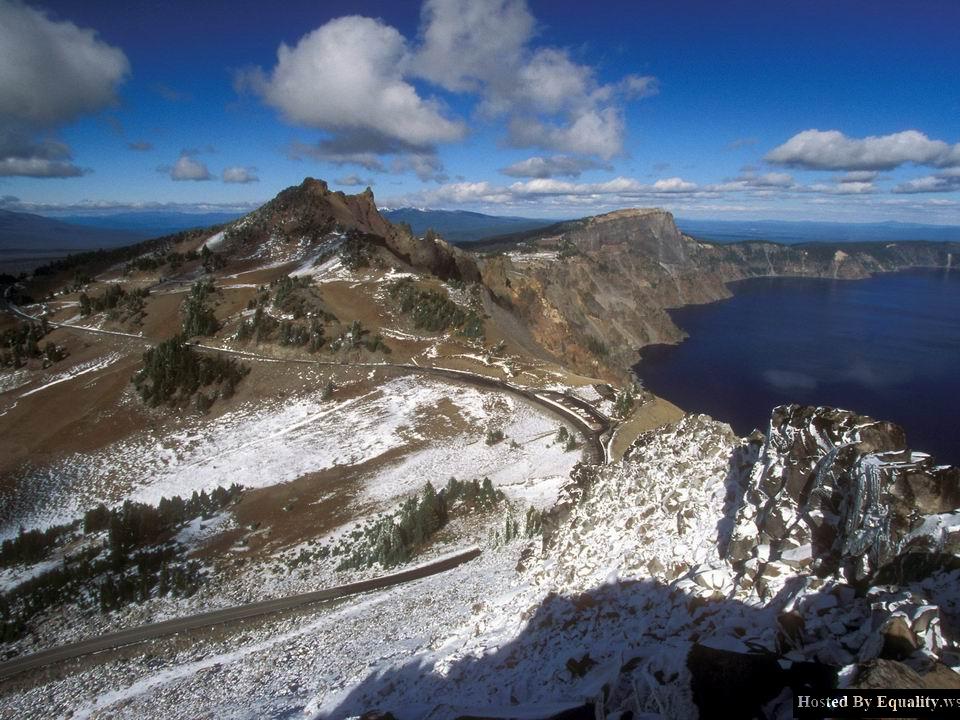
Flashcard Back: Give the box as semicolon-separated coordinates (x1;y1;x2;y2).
634;270;960;465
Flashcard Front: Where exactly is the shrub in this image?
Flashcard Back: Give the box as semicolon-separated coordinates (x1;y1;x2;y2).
133;335;249;409
182;279;219;337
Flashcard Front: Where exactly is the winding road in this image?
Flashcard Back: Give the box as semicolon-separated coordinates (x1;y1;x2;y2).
3;300;611;462
0;548;481;681
0;297;612;679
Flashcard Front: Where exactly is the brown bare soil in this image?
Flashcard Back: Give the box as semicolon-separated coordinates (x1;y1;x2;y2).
0;345;146;484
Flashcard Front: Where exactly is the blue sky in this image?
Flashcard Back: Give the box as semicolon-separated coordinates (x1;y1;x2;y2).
1;0;959;222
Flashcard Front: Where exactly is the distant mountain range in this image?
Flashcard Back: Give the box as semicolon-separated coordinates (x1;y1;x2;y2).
56;211;244;238
0;209;149;252
677;218;960;244
380;207;555;243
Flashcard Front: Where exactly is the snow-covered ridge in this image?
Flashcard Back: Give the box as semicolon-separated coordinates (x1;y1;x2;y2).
322;408;960;719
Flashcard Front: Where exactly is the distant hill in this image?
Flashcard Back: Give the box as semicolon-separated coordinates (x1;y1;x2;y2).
677;218;960;244
57;211;244;238
0;209;149;252
381;207;555;244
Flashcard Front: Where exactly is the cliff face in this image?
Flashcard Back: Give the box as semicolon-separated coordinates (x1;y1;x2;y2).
481;209;958;380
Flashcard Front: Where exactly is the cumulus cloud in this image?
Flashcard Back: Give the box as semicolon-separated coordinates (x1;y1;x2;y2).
728;171;795;189
289;134;447;182
335;175;373;187
892;168;960;194
244;0;655;173
0;155;84;178
507;108;626;160
0;1;128;177
500;155;611;179
805;181;876;195
620;75;659;100
413;0;650;159
242;15;465;155
838;170;879;183
765;129;960;171
392;175;703;208
222;166;259;184
165;153;212;181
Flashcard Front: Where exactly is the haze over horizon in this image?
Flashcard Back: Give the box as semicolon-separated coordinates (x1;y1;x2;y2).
1;0;959;224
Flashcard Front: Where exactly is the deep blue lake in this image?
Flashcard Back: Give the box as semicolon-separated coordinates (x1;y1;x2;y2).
634;270;960;465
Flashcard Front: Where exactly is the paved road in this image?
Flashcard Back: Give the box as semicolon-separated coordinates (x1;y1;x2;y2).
0;299;610;676
4;301;611;462
0;548;481;681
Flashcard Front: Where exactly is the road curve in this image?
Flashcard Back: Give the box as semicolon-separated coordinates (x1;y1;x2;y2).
4;301;611;463
0;547;481;681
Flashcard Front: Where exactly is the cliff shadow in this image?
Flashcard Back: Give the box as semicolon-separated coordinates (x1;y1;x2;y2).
316;575;838;720
715;439;761;558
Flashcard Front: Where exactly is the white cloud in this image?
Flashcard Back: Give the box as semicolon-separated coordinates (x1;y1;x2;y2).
806;181;876;195
620;75;659;100
652;177;699;193
167;153;212;181
244;15;465;152
414;0;651;158
0;196;260;214
413;0;534;95
508;108;626;160
247;0;655;171
0;156;84;178
892;168;960;194
396;175;702;207
335;174;374;187
500;155;611;178
0;1;128;178
765;129;960;171
222;166;259;183
838;170;879;183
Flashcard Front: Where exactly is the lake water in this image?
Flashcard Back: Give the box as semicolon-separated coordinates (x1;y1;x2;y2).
634;270;960;465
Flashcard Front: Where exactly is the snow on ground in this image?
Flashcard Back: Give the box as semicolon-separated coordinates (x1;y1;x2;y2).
0;368;31;394
202;230;225;250
290;255;351;283
1;545;523;720
18;353;122;399
507;251;559;263
173;511;235;547
3;412;959;719
0;558;62;594
363;392;575;508
0;374;578;540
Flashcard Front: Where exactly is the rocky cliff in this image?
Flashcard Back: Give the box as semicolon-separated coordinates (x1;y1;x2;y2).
330;406;960;718
479;209;958;380
212;178;479;281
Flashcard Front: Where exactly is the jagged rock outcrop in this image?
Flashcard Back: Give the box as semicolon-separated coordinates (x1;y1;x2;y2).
726;405;960;592
328;406;960;719
212;178;479;281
